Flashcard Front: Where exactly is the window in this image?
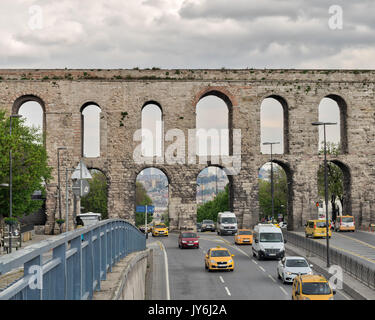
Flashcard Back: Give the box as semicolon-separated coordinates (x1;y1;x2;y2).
259;233;283;243
211;250;230;257
239;230;252;235
286;259;309;268
182;233;197;238
302;282;331;295
221;217;236;224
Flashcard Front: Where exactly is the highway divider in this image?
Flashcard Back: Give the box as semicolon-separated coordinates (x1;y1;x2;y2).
282;230;375;290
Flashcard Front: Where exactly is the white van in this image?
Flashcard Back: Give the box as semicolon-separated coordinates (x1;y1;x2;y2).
252;224;286;260
217;211;238;236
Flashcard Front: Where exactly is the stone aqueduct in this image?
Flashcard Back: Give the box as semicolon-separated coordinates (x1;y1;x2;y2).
0;69;374;234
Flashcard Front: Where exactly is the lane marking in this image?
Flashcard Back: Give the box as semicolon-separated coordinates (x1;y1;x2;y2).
219;276;225;284
259;266;266;272
335;233;375;250
225;286;231;296
268;275;277;283
252;260;258;265
158;241;170;300
279;286;288;296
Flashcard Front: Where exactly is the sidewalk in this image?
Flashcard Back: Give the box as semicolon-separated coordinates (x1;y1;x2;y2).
0;233;55;256
285;242;375;300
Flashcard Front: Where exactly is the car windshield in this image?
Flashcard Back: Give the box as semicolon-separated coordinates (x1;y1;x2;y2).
222;217;236;223
302;282;331;295
286;259;308;268
182;233;197;238
155;225;165;228
211;250;230;257
260;233;283;242
203;220;213;224
316;222;326;228
342;217;353;223
239;230;252;235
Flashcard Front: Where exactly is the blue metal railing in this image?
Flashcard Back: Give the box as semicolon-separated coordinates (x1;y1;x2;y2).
0;219;146;300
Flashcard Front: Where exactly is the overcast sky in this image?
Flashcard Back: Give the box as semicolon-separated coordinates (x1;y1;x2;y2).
7;0;365;157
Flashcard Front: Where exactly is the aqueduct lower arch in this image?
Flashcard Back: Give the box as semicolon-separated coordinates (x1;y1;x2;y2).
1;69;374;233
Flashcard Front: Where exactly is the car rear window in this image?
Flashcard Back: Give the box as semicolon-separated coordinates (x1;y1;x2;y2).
316;222;326;228
302;282;331;295
182;233;197;238
211;250;230;257
342;217;353;223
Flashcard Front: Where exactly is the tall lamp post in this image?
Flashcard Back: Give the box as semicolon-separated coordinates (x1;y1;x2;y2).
9;114;22;253
57;147;67;221
263;142;280;221
312;121;337;267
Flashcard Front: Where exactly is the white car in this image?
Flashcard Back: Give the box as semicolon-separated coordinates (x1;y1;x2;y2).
277;256;313;284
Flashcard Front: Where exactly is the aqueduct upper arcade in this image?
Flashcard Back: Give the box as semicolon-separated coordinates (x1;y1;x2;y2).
1;69;374;233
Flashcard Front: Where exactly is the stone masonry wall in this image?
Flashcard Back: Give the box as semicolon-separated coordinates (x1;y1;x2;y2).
0;69;374;232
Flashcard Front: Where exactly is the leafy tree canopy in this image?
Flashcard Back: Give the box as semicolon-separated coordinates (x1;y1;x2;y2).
197;184;229;222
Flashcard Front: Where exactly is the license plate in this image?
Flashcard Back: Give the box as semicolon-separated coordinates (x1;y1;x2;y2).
188;243;193;246
243;239;249;242
269;253;275;256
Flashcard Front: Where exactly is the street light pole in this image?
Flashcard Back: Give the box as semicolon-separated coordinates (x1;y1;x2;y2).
312;121;337;267
9;114;22;254
263;142;280;221
57;147;67;221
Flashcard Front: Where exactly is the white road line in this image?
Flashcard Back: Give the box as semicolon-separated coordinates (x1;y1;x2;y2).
268;275;276;283
252;260;258;265
158;241;170;300
219;276;225;283
225;286;231;296
279;286;288;296
259;266;266;272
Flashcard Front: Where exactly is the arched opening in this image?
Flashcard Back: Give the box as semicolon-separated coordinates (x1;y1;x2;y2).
81;103;101;158
196;166;232;225
80;169;108;220
135;167;169;228
318;95;347;153
260;96;288;154
317;160;351;223
258;161;293;227
141;102;163;157
196;92;232;158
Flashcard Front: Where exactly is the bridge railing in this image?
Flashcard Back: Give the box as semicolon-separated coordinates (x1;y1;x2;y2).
283;230;375;289
0;219;146;300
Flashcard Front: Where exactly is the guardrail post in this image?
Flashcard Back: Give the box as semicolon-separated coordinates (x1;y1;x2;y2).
52;242;67;300
70;235;82;300
24;255;42;300
100;224;107;281
86;230;94;299
93;228;101;292
107;223;112;272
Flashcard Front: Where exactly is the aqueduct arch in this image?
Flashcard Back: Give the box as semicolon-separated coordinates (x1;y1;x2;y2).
0;69;374;233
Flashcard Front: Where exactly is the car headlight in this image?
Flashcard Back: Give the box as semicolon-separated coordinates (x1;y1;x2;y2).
285;271;292;276
182;241;187;243
307;271;313;275
329;296;334;301
210;260;216;264
228;259;233;263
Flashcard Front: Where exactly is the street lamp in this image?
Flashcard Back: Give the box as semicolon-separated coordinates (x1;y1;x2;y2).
8;114;22;253
263;142;280;221
57;147;67;221
312;121;337;267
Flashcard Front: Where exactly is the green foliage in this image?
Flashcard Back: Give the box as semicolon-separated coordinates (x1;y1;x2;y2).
0;111;52;218
197;184;229;223
135;181;153;226
161;211;169;227
258;167;287;220
81;171;108;219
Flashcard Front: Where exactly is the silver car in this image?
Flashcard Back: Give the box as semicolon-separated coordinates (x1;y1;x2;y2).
277;256;313;284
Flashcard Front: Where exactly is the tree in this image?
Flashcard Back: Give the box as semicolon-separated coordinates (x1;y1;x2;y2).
258;167;288;221
0;111;52;219
135;181;153;226
81;171;108;219
197;184;229;222
317;142;344;221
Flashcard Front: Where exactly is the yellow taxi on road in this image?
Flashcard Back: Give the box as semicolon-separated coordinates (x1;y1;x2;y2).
204;246;235;272
305;220;332;238
292;274;335;300
234;229;253;245
152;223;169;237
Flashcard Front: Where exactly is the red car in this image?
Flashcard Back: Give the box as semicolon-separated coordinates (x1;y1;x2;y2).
178;232;199;249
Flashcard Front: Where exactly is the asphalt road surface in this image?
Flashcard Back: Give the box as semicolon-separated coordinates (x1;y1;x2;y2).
147;232;350;300
294;230;375;270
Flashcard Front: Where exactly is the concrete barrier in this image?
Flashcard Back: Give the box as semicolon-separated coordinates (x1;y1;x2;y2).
93;248;152;300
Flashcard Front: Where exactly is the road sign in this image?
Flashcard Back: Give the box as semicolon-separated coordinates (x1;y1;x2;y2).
73;180;90;197
136;205;154;214
71;160;92;180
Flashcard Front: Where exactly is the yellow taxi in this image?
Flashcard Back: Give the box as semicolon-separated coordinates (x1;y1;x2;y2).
305;220;332;238
234;229;253;245
152;223;169;237
204;246;235;272
292;274;335;300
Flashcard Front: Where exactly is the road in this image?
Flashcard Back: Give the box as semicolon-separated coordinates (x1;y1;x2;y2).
147;232;350;300
294;230;375;270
